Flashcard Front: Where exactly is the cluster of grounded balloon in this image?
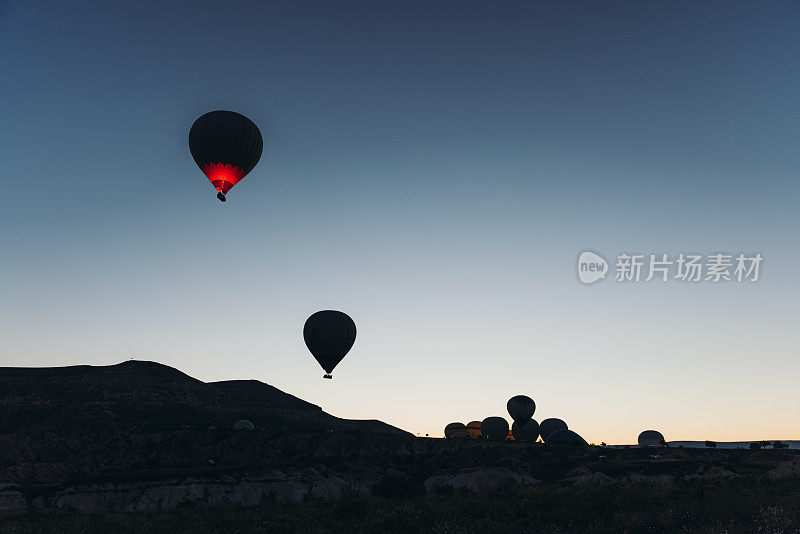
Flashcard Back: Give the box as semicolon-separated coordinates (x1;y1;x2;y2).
508;395;538;441
190;111;356;379
444;395;587;446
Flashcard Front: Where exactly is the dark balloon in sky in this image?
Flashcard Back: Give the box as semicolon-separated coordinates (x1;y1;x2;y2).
539;418;568;442
507;395;536;423
189;110;263;201
303;310;356;379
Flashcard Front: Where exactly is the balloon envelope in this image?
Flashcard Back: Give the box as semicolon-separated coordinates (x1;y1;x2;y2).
466;421;483;438
546;429;587;447
507;395;536;423
480;417;509;441
540;418;568;442
189;110;263;196
512;419;540;442
638;430;665;447
303;311;357;376
444;422;467;439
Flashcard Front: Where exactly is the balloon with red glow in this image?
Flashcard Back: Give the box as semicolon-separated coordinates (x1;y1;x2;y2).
189;110;262;200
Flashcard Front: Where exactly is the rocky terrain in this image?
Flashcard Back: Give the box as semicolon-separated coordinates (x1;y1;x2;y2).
0;361;798;515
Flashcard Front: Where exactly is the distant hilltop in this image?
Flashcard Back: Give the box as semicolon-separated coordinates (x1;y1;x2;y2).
0;359;409;436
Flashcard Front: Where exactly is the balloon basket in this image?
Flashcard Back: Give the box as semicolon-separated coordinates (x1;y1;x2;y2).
323;374;332;379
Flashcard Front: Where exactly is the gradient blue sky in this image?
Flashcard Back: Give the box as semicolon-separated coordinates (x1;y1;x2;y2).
1;1;798;443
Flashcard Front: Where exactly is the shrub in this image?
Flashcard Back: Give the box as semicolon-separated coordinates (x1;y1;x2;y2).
372;474;422;499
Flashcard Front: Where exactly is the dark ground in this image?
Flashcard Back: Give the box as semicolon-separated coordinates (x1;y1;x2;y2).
1;361;798;532
2;476;800;533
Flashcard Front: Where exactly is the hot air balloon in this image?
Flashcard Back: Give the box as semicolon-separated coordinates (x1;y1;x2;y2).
539;418;568;443
507;395;536;423
466;421;483;438
480;417;509;441
546;429;587;447
638;430;665;447
189;110;263;202
303;310;356;379
512;419;540;442
444;422;467;439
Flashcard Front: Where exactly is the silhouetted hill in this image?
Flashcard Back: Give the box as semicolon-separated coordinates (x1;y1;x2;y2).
0;361;797;515
0;360;405;435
